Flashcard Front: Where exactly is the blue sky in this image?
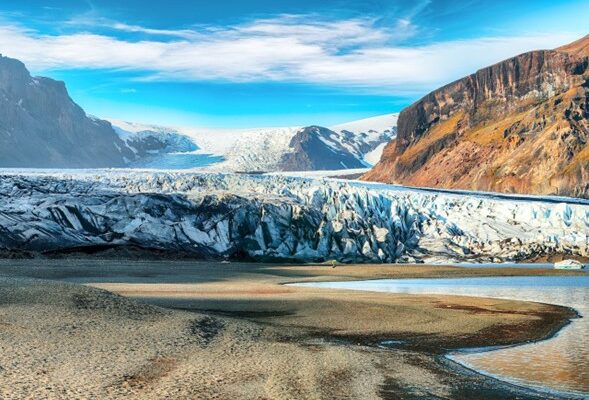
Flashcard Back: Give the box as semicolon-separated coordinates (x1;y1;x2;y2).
0;0;587;127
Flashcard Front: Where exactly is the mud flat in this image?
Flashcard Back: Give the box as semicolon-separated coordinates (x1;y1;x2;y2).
294;275;589;397
0;260;584;399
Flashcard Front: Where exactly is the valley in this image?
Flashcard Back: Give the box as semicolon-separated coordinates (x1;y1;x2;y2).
0;4;587;398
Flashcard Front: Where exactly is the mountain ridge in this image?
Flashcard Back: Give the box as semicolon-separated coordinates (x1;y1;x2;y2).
0;55;133;168
364;35;589;199
108;113;397;172
0;54;397;172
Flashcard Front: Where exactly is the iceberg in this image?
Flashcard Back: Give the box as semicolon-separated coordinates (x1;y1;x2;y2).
554;259;585;270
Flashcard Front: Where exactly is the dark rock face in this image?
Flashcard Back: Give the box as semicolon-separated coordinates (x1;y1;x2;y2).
0;56;133;168
365;35;589;199
125;130;198;159
395;50;582;153
280;126;366;171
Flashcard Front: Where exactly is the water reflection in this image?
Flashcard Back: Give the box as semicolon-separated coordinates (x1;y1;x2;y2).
296;276;589;396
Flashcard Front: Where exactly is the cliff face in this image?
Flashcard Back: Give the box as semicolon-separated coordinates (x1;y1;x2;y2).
364;35;589;198
0;56;134;168
279;126;367;171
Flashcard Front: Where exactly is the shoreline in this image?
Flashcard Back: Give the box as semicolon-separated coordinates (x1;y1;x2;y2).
439;355;589;400
444;354;589;400
290;273;587;396
2;247;589;266
0;260;584;399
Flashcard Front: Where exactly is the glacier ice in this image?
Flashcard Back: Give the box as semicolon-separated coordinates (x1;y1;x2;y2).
0;170;587;263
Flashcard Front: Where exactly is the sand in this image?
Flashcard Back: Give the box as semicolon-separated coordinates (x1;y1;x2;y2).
0;261;582;399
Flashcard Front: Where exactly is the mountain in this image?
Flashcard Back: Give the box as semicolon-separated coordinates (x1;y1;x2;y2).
0;55;133;168
0;54;396;172
364;35;589;198
330;113;398;165
0;53;396;172
109;113;397;172
279;126;366;171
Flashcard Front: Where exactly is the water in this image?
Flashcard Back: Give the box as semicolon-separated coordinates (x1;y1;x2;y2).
295;276;589;397
130;152;224;169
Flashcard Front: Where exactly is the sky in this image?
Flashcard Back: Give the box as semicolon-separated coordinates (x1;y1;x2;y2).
0;0;587;127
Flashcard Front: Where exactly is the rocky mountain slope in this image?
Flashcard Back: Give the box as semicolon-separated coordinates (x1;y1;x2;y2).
364;35;589;199
0;171;586;263
109;114;397;172
0;54;396;171
0;55;134;168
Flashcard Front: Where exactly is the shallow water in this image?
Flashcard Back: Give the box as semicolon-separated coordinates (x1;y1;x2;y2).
295;276;589;397
130;152;224;169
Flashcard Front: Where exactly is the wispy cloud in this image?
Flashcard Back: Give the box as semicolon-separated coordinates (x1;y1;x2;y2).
65;14;202;39
109;22;199;38
0;15;581;93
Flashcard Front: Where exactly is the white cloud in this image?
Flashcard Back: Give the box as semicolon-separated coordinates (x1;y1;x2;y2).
109;22;200;39
0;16;582;93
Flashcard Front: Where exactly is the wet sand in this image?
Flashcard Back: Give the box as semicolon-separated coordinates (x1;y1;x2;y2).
0;260;584;399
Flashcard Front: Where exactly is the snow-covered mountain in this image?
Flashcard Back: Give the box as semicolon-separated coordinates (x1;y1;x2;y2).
330;113;398;166
108;113;397;172
1;170;586;263
0;53;397;172
330;113;398;137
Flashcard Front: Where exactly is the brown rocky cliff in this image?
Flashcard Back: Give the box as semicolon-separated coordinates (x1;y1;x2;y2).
557;34;589;58
364;35;589;198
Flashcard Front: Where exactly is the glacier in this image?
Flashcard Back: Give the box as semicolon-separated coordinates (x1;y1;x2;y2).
108;113;398;172
0;170;587;263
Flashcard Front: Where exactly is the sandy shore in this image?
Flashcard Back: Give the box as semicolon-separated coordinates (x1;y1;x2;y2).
0;260;583;399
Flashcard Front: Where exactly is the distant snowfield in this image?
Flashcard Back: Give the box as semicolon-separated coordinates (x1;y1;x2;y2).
267;168;370;178
363;143;388;165
108;113;397;172
330;113;399;137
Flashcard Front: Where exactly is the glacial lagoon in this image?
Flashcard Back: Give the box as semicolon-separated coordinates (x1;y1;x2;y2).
295;276;589;397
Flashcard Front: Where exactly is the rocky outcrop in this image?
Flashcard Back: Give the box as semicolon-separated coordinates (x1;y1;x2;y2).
0;55;134;168
125;130;197;159
0;171;586;263
364;35;589;198
279;126;367;171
